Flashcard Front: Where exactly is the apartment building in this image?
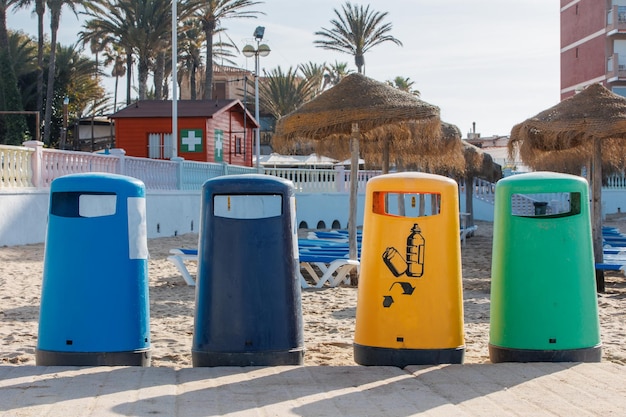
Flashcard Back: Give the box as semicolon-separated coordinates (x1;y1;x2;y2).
561;0;626;99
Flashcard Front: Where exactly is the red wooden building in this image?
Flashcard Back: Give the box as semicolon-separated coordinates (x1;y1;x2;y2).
111;100;258;166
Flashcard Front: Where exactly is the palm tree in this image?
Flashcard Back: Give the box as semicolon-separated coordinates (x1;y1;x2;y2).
257;65;318;119
0;1;29;144
16;0;45;121
387;76;420;97
179;18;205;100
102;45;126;111
314;2;402;74
10;30;38;108
45;43;105;146
298;61;325;98
81;1;135;106
322;60;351;89
82;0;171;104
190;0;263;99
43;0;89;145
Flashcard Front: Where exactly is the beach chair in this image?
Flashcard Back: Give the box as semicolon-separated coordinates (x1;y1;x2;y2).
168;248;313;288
299;252;360;288
167;248;198;286
596;251;626;276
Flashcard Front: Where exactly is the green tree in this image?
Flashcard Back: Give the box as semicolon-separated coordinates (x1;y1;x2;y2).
322;60;351;89
179;18;205;100
387;76;420;97
297;61;325;99
190;0;263;99
10;30;39;137
102;44;126;112
0;0;29;144
9;30;37;97
16;0;45;122
43;0;90;145
258;65;318;119
314;2;402;74
44;43;105;145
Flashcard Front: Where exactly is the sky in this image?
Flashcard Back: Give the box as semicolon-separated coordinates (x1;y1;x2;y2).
8;0;560;138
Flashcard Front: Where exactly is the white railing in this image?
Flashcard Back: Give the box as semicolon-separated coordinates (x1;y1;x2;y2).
2;142;626;196
0;144;33;188
40;148;118;187
606;172;626;188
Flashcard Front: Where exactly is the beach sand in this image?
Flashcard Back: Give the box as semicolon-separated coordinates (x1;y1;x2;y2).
1;218;625;368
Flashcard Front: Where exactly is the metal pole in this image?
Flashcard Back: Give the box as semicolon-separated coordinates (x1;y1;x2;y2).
254;51;260;170
171;0;178;159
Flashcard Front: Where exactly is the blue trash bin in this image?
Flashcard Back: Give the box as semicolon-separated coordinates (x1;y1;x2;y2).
36;173;150;366
192;174;304;366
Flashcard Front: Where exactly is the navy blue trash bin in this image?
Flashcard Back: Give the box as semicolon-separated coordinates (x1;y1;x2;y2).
36;173;150;366
192;174;304;366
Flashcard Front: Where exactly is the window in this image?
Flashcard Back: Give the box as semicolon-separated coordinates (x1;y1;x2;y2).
148;133;173;159
372;192;441;217
511;192;581;218
235;136;242;155
612;86;626;97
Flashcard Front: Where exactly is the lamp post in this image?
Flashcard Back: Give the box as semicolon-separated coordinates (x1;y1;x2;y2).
61;96;69;149
242;26;270;170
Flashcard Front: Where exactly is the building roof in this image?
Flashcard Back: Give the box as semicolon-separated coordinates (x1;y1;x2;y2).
110;99;258;127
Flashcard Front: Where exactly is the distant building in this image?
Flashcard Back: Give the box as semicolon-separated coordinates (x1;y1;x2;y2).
561;0;626;99
110;100;257;166
179;64;274;153
465;131;528;174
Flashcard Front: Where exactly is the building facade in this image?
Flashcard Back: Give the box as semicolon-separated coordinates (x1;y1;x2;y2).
561;0;626;99
111;100;258;166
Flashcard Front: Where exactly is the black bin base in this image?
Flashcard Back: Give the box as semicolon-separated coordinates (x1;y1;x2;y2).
36;349;151;366
192;348;304;367
489;344;602;363
354;344;464;367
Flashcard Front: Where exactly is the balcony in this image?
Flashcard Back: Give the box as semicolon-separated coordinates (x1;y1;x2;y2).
607;6;626;35
606;53;626;81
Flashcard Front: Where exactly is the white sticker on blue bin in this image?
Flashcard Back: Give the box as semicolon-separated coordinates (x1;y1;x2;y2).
78;194;117;217
128;197;148;260
213;194;282;219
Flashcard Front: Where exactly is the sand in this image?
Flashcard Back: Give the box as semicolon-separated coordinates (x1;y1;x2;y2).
1;218;625;368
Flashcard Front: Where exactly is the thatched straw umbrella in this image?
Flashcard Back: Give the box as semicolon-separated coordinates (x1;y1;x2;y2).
274;73;441;268
509;83;626;292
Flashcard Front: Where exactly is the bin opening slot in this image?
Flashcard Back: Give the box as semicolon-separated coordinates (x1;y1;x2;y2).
214;194;282;219
511;192;581;218
51;192;117;218
372;192;441;217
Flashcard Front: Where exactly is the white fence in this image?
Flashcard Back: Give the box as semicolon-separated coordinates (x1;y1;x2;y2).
1;142;382;194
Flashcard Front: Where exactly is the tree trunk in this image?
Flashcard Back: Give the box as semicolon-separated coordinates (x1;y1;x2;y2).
43;9;60;145
154;51;165;100
36;0;45;125
126;49;132;105
203;20;215;99
138;56;149;100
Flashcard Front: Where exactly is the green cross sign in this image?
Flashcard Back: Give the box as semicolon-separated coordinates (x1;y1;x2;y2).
180;129;203;153
214;129;224;162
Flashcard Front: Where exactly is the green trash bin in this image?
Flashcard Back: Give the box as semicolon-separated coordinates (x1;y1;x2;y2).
489;172;601;362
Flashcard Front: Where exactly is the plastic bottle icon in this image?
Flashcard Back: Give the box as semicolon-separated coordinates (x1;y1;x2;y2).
406;223;425;277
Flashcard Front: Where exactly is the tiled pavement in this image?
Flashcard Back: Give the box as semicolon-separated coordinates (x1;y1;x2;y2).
1;363;626;416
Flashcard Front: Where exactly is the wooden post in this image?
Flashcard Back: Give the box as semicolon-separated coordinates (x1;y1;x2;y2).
592;137;604;293
349;124;360;285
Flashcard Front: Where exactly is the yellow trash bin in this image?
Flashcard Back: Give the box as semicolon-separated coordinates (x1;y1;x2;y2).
354;172;465;366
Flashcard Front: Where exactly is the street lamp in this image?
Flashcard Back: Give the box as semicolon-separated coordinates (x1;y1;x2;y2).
61;96;69;149
243;26;270;170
